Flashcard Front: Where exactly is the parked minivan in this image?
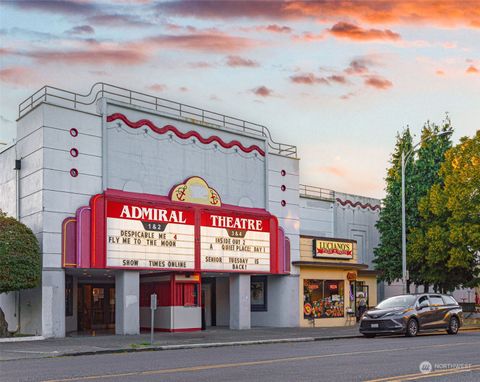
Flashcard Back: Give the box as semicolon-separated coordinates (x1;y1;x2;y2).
359;294;463;337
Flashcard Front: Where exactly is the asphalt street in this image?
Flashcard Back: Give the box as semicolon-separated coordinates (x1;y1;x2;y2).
1;331;480;382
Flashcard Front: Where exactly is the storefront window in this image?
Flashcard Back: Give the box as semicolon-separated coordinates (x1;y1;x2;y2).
303;279;344;319
251;276;267;312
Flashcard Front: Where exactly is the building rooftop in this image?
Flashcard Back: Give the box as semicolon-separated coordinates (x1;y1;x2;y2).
18;82;297;158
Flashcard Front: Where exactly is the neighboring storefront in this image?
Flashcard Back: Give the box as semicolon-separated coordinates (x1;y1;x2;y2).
296;237;378;327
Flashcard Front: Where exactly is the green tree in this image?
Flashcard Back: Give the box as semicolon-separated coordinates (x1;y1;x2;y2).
373;129;414;284
407;117;453;291
0;210;41;336
414;131;480;292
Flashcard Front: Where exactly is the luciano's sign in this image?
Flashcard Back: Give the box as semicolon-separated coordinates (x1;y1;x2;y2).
313;239;354;260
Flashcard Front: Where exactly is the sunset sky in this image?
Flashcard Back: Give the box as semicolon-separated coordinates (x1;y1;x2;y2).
0;1;479;199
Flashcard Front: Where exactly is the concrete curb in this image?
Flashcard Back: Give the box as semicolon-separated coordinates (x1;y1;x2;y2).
51;328;480;358
60;334;363;358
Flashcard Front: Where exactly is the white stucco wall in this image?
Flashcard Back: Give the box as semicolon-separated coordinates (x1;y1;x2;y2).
105;102;267;208
299;197;334;237
334;191;381;267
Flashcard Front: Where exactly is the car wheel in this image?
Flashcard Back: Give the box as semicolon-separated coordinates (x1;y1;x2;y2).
447;316;459;335
363;334;376;338
405;318;418;337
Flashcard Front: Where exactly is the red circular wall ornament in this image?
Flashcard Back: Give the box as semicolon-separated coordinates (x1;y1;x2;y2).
281;200;287;207
70;128;78;137
281;185;286;192
280;170;286;176
70;148;78;157
70;168;79;177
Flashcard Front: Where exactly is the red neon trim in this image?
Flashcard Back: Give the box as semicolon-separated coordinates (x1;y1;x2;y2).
336;198;381;211
107;113;266;157
90;194;103;267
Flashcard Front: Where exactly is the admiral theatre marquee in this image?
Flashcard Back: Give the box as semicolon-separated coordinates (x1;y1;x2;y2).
63;177;288;275
201;211;271;272
106;201;195;269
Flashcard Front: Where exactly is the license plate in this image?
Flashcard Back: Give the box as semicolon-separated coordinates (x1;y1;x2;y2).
371;323;379;328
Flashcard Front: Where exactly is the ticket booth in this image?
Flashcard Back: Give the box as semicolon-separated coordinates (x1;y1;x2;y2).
139;273;201;332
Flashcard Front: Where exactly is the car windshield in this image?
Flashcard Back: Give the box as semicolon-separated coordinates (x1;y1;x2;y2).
376;295;416;309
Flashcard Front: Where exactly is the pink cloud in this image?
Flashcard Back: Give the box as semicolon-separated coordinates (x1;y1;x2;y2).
319;166;347;177
263;24;292;33
328;75;348;84
148;83;167;92
145;33;256;53
0;66;37;85
251;86;273;97
364;75;393;89
226;55;259;67
22;47;148;65
340;92;357;100
290;73;329;85
292;32;326;42
188;61;213;68
344;57;376;75
66;25;95;35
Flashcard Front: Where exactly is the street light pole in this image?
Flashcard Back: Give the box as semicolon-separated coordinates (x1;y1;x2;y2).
400;130;452;295
401;151;407;294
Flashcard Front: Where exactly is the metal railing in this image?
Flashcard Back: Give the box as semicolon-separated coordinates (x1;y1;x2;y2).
299;184;335;201
18;82;297;158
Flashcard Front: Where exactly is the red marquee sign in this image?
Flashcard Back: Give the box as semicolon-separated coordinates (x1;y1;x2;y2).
84;185;285;274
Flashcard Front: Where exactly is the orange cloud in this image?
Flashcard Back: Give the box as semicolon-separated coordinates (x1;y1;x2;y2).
286;1;480;29
156;1;480;29
329;22;401;41
226;55;259;67
466;65;479;74
436;69;445;76
364;75;393;89
252;86;273;97
290;73;329;85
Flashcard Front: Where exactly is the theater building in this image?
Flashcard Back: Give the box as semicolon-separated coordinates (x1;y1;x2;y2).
0;83;380;337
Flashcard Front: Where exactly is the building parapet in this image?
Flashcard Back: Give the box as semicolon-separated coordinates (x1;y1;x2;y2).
18;82;297;158
299;184;335;202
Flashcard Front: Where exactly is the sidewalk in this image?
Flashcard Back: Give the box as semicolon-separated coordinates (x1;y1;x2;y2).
1;324;479;362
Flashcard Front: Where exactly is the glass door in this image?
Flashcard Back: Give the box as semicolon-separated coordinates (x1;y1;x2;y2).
91;287;106;329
